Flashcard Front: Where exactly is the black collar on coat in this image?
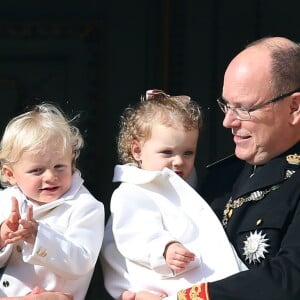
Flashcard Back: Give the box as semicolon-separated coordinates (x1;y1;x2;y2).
231;143;300;199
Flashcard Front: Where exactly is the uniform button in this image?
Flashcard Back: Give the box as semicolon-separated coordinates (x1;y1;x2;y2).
16;245;22;252
3;280;9;287
256;219;263;226
36;248;47;257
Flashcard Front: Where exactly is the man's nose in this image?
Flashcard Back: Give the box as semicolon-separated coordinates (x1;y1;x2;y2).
223;109;240;128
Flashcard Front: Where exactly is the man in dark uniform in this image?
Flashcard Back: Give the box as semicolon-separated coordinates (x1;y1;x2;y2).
112;36;300;300
177;36;300;300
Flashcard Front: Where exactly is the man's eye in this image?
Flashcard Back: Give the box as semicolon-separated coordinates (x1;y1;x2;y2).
238;107;250;112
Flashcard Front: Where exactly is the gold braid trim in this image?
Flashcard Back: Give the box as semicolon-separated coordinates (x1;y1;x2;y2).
177;282;209;300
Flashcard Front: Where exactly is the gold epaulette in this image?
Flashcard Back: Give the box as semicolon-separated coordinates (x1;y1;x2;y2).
286;153;300;165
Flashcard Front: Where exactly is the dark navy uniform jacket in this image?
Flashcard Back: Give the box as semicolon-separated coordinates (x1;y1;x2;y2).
199;143;300;300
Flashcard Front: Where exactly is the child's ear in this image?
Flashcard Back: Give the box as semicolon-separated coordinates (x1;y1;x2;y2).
131;139;142;161
2;165;17;185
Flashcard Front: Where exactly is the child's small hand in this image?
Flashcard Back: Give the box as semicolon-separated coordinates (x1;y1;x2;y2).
120;291;136;300
0;197;21;247
121;291;167;300
164;242;195;272
7;204;38;245
26;287;74;300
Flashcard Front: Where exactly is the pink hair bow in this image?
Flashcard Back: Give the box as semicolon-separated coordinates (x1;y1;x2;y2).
145;89;190;102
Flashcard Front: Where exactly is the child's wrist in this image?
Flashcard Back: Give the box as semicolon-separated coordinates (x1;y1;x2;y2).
0;239;5;249
0;225;7;248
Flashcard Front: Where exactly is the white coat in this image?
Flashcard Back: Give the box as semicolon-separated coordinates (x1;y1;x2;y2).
101;164;246;299
0;171;104;300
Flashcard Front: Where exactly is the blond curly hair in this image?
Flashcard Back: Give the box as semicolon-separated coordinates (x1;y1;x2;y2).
117;91;203;164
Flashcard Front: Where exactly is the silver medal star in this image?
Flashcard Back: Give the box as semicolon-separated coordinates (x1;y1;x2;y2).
243;230;269;264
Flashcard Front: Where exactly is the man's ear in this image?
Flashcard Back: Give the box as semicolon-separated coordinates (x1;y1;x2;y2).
131;139;142;161
2;165;17;185
289;93;300;125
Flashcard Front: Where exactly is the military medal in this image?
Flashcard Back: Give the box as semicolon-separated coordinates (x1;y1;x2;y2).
243;230;269;264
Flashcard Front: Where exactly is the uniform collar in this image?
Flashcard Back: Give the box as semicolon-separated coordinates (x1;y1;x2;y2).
232;143;300;198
